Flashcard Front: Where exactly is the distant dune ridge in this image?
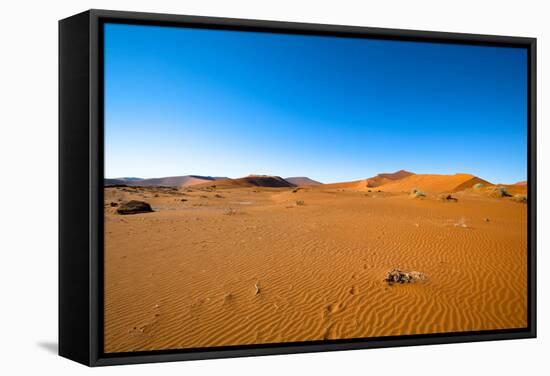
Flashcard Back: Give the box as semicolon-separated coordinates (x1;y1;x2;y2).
366;169;414;188
285;177;323;186
319;171;497;194
321;169;414;190
377;170;415;180
194;175;296;189
104;175;227;188
104;177;144;186
377;173;491;193
117;177;144;182
104;170;525;194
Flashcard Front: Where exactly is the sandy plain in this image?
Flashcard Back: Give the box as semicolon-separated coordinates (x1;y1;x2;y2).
104;175;527;353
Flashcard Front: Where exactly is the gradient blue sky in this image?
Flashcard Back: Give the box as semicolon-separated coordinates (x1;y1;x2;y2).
104;23;527;184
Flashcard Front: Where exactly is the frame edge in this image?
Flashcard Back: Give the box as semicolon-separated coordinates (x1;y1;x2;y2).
59;10;93;367
60;8;537;367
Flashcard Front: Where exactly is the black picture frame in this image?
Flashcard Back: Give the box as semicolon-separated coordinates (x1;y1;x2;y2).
59;9;537;367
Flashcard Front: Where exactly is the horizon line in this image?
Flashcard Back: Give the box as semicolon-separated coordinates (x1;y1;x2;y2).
104;170;527;185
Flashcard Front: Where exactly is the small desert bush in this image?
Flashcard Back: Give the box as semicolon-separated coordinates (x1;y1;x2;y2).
491;186;512;198
438;194;458;202
473;183;484;190
223;207;237;215
512;194;528;203
384;269;426;284
410;188;425;198
295;200;305;206
454;217;468;228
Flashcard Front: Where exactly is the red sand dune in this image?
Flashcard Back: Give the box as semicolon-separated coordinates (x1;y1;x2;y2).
321;179;367;190
376;173;491;193
377;169;415;180
509;185;528;195
321;170;414;190
366;170;415;188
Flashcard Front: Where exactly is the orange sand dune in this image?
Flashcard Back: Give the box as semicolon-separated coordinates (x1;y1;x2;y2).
104;183;527;352
505;185;528;195
318;170;414;190
377;169;415;180
365;176;393;188
366;170;414;188
321;179;366;190
378;173;491;193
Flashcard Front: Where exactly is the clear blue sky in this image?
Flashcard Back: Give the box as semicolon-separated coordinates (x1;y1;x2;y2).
104;23;527;184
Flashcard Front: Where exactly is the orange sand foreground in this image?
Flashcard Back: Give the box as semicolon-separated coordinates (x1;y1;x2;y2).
104;178;527;353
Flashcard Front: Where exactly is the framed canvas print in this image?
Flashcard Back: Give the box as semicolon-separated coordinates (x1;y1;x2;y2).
59;9;536;366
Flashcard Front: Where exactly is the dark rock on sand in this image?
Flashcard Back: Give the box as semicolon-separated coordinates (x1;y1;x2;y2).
117;200;153;215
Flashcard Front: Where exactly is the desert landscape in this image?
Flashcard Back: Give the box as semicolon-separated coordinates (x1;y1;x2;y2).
101;22;529;354
103;170;528;353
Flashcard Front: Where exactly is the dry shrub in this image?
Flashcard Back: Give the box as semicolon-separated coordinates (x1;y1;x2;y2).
512;194;527;203
410;188;425;198
223;207;237;215
384;269;426;285
491;186;512;198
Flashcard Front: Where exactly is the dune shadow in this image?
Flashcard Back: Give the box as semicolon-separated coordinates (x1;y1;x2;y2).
37;341;58;354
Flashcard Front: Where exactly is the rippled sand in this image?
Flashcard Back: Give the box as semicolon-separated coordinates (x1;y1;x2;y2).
104;186;527;353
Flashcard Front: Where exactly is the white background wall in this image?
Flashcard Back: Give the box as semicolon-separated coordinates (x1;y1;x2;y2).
0;0;547;374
